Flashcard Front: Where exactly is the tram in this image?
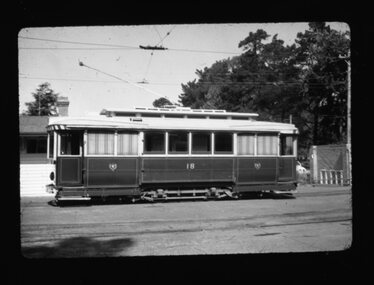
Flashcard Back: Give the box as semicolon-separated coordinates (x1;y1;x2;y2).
45;106;299;202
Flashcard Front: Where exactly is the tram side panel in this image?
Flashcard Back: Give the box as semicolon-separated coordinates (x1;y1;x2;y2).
56;157;83;186
278;157;296;181
236;157;277;184
84;157;140;196
140;157;234;187
234;156;297;192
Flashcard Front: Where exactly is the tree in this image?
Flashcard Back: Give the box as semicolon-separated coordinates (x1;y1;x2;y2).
23;82;59;116
294;22;350;146
178;24;350;155
152;97;173;107
179;29;299;117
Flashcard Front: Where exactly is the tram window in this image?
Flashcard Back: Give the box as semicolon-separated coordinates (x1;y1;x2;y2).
87;132;114;155
214;133;233;154
117;132;138;155
237;134;255;155
192;133;211;154
257;135;278;155
48;133;54;158
144;132;165;154
168;132;188;154
60;133;81;155
280;135;294;155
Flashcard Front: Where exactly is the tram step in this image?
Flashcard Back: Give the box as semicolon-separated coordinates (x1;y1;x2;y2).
57;197;91;201
156;196;208;200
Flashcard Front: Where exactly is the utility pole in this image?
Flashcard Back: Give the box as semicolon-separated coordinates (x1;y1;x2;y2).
341;51;351;185
38;93;41;116
347;51;351;185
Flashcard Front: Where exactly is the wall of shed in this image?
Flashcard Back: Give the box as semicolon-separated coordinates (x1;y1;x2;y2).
309;144;350;185
20;163;55;196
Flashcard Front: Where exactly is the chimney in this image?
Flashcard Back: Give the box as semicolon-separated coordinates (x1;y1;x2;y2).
56;96;70;116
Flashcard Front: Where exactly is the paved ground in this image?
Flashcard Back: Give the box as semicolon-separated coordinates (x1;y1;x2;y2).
20;185;352;258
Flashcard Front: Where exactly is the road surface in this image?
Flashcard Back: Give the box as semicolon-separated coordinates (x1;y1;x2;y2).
20;185;352;257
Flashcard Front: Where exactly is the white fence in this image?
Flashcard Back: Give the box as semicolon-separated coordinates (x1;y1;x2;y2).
20;164;55;197
319;169;344;185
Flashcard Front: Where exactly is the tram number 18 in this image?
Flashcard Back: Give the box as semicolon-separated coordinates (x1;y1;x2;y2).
186;163;195;170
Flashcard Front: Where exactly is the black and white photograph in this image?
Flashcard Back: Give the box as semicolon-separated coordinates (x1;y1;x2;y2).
18;22;352;259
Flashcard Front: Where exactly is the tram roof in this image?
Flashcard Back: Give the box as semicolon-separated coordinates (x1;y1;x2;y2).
47;115;298;134
100;107;259;119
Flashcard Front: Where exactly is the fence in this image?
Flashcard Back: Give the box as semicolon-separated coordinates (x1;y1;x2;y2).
309;144;351;186
319;169;344;185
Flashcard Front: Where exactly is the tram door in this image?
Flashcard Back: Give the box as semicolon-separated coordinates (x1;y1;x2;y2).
56;131;83;186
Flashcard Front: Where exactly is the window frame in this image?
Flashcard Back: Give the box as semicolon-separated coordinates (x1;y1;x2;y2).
47;132;57;159
256;133;279;157
143;131;166;155
213;132;234;155
167;131;189;155
85;130;116;157
280;134;296;157
237;132;256;156
23;136;47;154
116;131;139;157
191;131;212;155
57;132;83;157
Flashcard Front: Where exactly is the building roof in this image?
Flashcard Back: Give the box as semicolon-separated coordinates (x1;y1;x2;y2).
19;116;49;134
48;115;298;134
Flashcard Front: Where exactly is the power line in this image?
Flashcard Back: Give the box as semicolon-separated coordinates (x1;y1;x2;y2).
19;36;240;55
19;36;137;49
19;47;138;50
78;61;165;98
19;75;346;87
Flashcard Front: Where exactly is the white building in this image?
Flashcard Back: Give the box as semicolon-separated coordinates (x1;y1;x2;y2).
19;97;69;196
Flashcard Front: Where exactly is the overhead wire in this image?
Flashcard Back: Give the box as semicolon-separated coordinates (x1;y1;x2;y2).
19;36;240;55
19;75;346;86
78;61;164;98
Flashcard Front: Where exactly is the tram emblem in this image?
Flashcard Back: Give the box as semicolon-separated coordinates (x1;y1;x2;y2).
254;162;261;170
109;163;117;171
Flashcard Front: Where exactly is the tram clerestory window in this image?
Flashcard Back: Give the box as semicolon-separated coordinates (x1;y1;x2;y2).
214;133;233;154
168;132;188;154
60;132;81;155
280;135;294;155
192;133;211;154
144;132;165;154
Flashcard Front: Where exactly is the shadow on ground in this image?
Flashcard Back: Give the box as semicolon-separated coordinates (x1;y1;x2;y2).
22;236;135;258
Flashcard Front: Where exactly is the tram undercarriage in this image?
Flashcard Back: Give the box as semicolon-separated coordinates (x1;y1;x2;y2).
51;182;297;205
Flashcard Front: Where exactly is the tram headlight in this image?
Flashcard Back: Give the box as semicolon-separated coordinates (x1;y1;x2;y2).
49;171;55;181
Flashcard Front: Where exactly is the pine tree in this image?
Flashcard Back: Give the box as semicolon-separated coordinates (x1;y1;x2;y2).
23;82;59;116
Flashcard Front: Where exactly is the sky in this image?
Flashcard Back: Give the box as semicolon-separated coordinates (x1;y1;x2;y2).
18;22;349;117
